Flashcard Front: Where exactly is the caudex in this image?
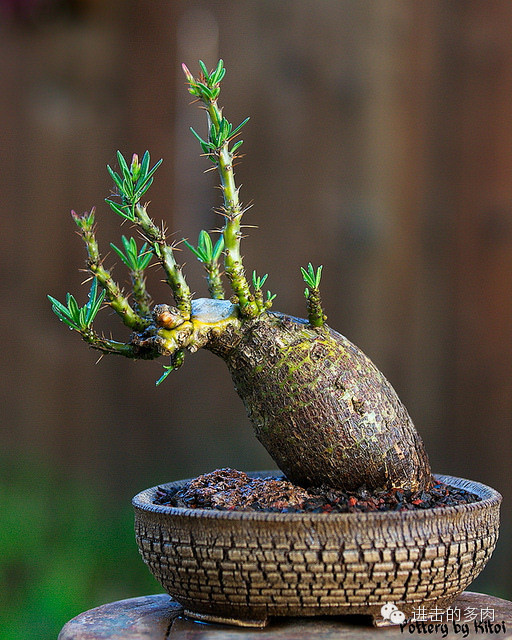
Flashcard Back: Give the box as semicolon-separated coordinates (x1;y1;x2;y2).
49;60;432;494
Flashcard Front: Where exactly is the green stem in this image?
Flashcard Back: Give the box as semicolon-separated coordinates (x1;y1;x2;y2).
80;328;149;358
131;270;152;318
306;288;326;328
206;103;258;317
80;227;147;331
134;205;192;318
206;262;225;299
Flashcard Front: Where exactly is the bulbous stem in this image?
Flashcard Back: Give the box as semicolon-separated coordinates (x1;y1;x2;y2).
207;310;432;493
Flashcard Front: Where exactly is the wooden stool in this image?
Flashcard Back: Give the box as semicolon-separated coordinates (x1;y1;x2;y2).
59;591;512;639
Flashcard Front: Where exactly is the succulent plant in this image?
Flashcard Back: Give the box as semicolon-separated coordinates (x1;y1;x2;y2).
49;60;432;493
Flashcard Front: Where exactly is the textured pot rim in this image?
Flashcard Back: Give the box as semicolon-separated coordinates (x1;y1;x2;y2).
132;472;502;523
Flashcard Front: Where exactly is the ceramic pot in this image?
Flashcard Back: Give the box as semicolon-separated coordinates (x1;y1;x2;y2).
133;472;501;628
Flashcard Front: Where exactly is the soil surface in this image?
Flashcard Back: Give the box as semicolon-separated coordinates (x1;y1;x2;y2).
153;468;480;513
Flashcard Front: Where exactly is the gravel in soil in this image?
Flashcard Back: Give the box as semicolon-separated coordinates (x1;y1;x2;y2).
153;468;480;513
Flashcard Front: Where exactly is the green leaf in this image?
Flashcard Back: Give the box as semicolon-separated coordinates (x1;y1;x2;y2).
107;165;124;191
78;306;87;328
85;279;105;325
156;364;174;386
47;295;69;317
138;157;162;189
111;237;152;272
110;241;130;268
124;236;136;258
231;140;244;154
105;199;135;221
198;230;213;261
220;118;231;141
140;151;150;179
252;271;268;290
190;127;209;148
66;293;80;321
212;236;224;262
183;239;206;262
138;245;152;270
314;265;323;287
134;156;162;199
135;177;154;200
116;151;131;182
48;295;74;325
210;59;225;85
200;141;214;156
196;82;213;101
301;263;323;289
198;60;209;79
229;117;250;139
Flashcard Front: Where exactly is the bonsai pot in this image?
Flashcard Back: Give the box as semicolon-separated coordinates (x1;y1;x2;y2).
133;471;501;628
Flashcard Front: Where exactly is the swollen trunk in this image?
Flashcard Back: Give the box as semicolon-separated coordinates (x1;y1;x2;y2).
208;311;432;492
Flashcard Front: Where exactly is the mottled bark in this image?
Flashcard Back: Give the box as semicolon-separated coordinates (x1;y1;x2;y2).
208;311;432;492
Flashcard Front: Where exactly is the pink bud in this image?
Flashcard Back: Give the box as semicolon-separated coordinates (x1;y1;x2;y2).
181;63;194;83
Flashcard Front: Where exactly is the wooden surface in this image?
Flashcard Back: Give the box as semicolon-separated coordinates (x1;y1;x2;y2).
59;592;512;639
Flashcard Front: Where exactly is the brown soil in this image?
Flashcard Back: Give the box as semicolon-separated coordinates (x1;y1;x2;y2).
153;468;480;513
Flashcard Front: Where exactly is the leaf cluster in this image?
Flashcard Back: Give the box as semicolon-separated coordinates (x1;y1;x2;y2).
252;271;276;307
183;230;224;266
48;279;105;332
71;208;95;231
301;263;323;296
106;151;162;221
190;118;248;156
183;59;226;102
184;60;248;159
110;236;152;272
252;271;268;291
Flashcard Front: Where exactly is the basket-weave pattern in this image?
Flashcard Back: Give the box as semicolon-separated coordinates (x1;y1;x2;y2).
133;473;500;626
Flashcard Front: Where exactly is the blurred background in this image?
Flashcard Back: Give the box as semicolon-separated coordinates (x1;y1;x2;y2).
1;0;512;637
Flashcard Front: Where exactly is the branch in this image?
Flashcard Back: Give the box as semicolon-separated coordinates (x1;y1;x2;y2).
106;152;192;319
183;60;259;318
72;210;148;331
301;263;326;328
184;231;225;299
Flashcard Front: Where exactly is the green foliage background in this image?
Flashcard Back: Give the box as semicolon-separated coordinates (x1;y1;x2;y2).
0;456;160;640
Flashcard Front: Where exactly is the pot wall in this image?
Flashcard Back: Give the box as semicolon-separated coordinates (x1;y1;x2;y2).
133;473;501;626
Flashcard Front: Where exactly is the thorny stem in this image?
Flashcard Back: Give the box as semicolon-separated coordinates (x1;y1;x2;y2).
215;138;258;316
80;328;141;357
306;288;326;328
185;60;259;318
134;204;192;319
130;269;152;318
74;213;148;331
206;261;225;299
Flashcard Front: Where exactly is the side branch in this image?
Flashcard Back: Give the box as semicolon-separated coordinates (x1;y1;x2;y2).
134;204;192;318
216;145;258;316
80;329;147;358
106;152;192;319
73;210;148;331
183;60;259;318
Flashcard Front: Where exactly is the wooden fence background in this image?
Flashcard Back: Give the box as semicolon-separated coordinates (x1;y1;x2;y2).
1;0;511;599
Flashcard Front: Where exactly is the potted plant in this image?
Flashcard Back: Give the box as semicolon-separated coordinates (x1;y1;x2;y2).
49;60;501;628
